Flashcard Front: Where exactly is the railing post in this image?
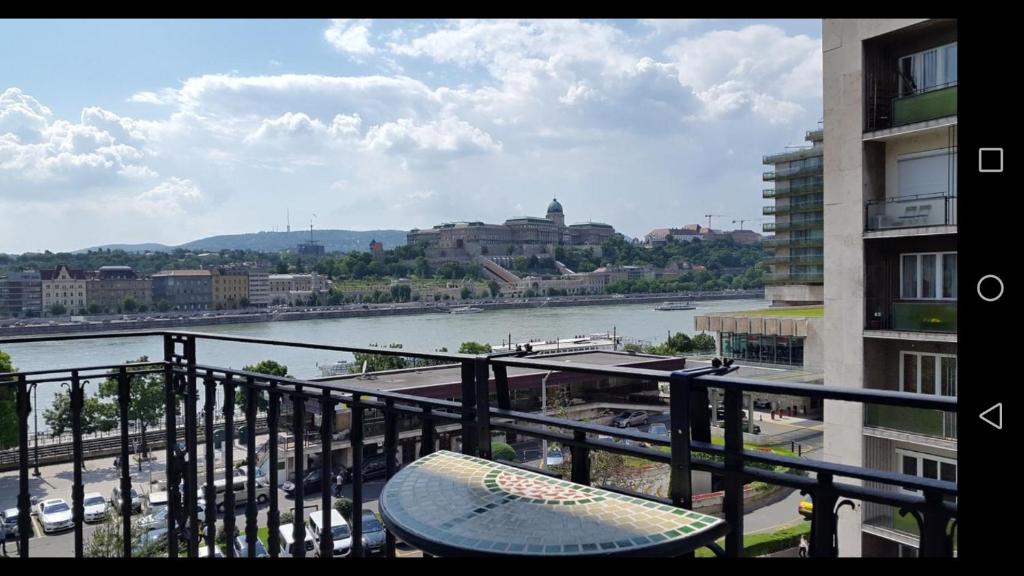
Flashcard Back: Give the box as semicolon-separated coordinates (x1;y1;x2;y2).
350;402;364;558
383;398;399;559
222;373;236;557
320;388;333;559
184;338;199;559
492;361;515;444
419;404;435;458
203;370;217;558
668;371;693;510
474;356;492;460
722;387;744;557
267;382;281;558
920;490;955;557
246;377;259;558
808;472;839;557
291;384;305;558
163;334;179;558
16;374;31;557
70;371;84;558
459;360;477;456
570;429;590;485
117;368;132;558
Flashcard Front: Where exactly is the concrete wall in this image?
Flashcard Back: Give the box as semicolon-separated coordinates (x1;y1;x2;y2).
766;284;824;306
822;18;927;558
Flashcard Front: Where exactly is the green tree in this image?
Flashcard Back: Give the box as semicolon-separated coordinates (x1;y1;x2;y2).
43;391;72;439
49;303;67;316
122;297;139;313
487;280;500;298
458;341;493;354
692;333;716;352
333;497;354;521
87;303;102;315
491;442;517;462
96;356;174;456
234;360;288;412
460;286;471;300
0;351;17;449
350;344;407;373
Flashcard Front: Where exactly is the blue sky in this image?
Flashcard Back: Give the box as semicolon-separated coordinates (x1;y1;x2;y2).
1;19;823;253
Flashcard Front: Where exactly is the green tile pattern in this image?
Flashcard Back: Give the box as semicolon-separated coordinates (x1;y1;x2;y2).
379;450;725;556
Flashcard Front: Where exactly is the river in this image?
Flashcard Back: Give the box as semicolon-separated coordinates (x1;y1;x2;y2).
1;298;762;433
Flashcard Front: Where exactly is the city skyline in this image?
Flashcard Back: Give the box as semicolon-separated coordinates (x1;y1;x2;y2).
1;19;823;253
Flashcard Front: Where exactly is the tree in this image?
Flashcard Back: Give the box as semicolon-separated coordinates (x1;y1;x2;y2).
0;351;17;449
458;341;492;354
333;497;354;521
43;391;72;440
96;356;175;457
239;297;249;308
487;280;500;298
122;297;139;313
235;360;288;412
49;303;67;316
350;344;407;373
87;303;102;315
491;442;517;462
692;333;716;352
460;286;471;300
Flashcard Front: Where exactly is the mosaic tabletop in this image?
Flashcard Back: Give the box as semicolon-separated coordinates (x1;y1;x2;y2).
379;450;727;556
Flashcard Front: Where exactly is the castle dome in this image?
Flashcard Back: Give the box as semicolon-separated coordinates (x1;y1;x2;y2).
546;198;563;214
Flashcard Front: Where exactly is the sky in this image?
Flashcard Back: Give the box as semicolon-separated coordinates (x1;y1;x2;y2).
0;19;823;254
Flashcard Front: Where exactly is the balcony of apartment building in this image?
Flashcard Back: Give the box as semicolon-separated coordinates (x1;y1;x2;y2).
0;331;957;558
864;235;957;341
762;159;822;182
863;19;957;138
764;217;824;235
763;177;822;201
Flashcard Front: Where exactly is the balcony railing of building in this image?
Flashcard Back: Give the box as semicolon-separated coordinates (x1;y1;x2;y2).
766;219;824;234
762;147;821;166
864;404;957;440
0;331;957;558
762;206;775;216
866;299;957;333
771;202;823;218
761;163;822;182
866;82;957;133
762;237;823;249
806;129;824;142
768;181;824;200
762;189;776;199
865;194;957;232
764;272;824;285
765;255;824;266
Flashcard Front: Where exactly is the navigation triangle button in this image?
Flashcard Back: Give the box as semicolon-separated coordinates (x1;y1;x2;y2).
980;403;1003;430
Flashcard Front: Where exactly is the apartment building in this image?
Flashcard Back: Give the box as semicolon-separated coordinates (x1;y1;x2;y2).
763;128;825;306
823;18;957;557
40;264;88;315
151;269;214;311
211;268;250;310
0;271;42;318
86;266;152;314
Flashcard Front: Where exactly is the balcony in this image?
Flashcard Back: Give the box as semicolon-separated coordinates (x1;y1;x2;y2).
893;301;957;333
762;189;776;199
762;147;820;165
805;129;823;142
773;202;823;218
771;181;824;199
0;331;958;558
765;255;824;266
893;85;957;127
763;206;775;216
762;237;823;249
866;194;957;232
864;404;957;440
761;164;821;182
762;222;775;233
769;219;824;234
765;272;824;285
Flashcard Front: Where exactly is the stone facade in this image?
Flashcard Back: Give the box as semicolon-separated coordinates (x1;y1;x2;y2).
86;266;152;314
41;264;88;315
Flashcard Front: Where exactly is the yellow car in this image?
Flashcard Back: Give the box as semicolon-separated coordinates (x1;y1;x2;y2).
799;498;814;519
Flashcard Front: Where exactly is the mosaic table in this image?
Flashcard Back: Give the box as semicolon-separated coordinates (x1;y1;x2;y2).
379;450;728;557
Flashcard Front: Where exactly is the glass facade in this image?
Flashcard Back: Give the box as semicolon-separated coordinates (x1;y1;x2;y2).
721;333;805;366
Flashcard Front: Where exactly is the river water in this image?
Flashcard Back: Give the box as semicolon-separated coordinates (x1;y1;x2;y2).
2;298;762;433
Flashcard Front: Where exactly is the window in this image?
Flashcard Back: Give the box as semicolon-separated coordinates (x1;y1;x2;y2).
897;449;957;502
899;42;957;96
900;352;957;397
900;252;956;300
897;148;957;197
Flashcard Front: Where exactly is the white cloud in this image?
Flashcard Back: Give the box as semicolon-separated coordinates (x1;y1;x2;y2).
362;116;501;160
133;177;203;215
325;19;377;56
127;89;178;105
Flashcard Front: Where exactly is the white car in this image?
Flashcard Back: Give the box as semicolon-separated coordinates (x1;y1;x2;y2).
146;490;169;513
37;498;74;533
82;492;109;523
546;447;564;467
198;545;226;558
308;510;352;557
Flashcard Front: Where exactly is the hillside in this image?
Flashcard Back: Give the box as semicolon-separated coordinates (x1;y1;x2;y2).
78;229;408;254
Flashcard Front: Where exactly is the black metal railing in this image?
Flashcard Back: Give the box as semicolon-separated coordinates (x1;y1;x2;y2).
0;330;958;558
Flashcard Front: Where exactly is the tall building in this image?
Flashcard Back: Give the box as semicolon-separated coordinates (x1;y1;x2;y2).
151;270;214;311
211;268;250;310
40;264;88;315
245;266;270;308
823;18;957;557
763;129;825;306
86;266;152;314
0;271;42;318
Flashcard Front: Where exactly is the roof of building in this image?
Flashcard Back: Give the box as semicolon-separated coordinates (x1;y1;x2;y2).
151;269;212;277
504;217;556;226
569;222;613;229
547;198;563;214
39;265;87;280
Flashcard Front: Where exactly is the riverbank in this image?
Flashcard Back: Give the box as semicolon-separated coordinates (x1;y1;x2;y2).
0;290;763;338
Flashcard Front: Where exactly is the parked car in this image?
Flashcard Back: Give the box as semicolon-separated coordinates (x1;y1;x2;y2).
799;496;814;519
360;510;386;556
132;527;169;556
308;509;352;557
198;545;226;558
282;467;328;497
111;485;143;515
145;491;169;514
546;447;564;467
719;417;762;435
647;423;669;436
82;492;110;523
137;506;171;531
342;454;401;484
277;524;316;557
37;498;74;533
1;507;20;539
235;534;270;558
753;399;772;410
611;410;649;428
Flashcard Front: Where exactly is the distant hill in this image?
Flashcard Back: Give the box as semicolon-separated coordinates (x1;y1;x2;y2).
78;230;408;254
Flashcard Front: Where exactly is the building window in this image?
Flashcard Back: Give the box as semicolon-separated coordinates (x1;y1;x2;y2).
900;352;957;397
899;42;957;96
896;448;957;502
897;148;957;198
900;252;957;300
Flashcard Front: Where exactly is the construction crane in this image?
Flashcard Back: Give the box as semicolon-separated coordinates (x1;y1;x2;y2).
733;218;766;231
704;214;725;230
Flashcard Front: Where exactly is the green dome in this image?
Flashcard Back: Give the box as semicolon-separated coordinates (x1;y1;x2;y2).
546;198;563;214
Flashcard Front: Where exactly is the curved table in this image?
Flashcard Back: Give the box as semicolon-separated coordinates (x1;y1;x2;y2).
379;450;728;557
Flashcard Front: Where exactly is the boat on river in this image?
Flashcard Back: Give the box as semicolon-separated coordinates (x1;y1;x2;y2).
654;301;696;311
